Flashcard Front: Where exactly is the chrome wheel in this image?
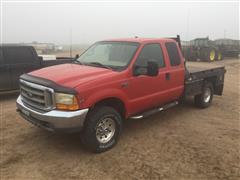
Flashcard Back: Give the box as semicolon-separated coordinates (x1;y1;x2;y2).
96;117;116;143
203;88;211;103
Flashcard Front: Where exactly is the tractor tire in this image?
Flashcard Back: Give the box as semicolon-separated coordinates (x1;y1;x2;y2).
205;48;216;62
185;48;197;61
216;51;224;61
184;48;191;61
189;53;197;61
199;48;207;61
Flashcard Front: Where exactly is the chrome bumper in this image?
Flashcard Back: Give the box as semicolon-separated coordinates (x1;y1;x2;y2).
16;96;89;132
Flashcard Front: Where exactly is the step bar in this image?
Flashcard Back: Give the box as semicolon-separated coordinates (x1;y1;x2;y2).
130;101;179;119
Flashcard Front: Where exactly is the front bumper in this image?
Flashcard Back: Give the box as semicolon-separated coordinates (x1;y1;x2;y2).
16;96;89;132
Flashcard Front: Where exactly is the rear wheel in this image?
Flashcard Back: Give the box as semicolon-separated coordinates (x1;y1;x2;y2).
216;51;223;61
185;48;197;61
194;82;214;108
199;48;207;61
207;48;216;62
190;53;198;61
81;106;122;153
199;48;216;62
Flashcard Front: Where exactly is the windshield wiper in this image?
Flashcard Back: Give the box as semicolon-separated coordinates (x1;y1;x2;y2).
73;60;82;65
86;62;112;70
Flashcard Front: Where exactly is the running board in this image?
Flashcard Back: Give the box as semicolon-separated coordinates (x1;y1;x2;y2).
130;101;178;119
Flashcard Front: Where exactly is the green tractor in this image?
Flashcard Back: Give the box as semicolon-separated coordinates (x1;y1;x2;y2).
182;37;223;62
214;39;240;58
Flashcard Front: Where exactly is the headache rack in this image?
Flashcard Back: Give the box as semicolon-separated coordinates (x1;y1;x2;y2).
19;79;55;112
167;35;182;52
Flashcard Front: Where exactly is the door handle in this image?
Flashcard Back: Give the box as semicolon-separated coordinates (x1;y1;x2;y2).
121;81;129;88
165;72;170;80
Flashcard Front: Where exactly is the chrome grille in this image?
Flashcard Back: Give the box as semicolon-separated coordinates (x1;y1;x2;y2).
19;79;55;111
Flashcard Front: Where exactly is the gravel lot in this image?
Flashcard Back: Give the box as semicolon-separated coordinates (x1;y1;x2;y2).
0;59;239;180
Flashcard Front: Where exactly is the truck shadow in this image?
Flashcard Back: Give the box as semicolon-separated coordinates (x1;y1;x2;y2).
0;92;19;102
31;129;92;154
29;98;197;154
122;97;197;136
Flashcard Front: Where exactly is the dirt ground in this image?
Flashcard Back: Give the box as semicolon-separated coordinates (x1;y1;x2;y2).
0;59;240;180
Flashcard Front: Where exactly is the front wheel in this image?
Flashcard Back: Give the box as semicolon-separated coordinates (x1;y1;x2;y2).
81;106;122;153
194;82;214;108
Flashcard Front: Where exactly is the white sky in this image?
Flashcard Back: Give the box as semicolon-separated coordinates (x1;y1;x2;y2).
1;1;239;44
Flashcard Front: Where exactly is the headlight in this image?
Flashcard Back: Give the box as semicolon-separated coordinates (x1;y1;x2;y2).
55;93;79;111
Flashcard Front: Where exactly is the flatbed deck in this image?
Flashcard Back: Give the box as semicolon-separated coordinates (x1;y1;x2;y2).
184;63;226;97
186;63;224;74
186;63;225;79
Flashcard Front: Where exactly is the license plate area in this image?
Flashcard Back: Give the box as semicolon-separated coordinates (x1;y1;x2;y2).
21;109;30;116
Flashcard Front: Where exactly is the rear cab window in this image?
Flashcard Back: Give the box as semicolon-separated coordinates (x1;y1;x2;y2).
135;43;165;68
165;42;181;66
3;47;35;64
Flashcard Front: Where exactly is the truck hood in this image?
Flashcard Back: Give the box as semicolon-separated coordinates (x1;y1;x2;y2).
29;63;116;88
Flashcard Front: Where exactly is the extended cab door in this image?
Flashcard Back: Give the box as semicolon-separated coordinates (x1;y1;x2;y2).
3;46;41;90
162;42;185;101
0;47;13;91
127;43;171;114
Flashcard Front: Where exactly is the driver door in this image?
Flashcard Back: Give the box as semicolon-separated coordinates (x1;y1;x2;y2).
127;43;169;114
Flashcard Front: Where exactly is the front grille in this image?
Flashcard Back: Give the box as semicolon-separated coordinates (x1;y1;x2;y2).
19;79;55;111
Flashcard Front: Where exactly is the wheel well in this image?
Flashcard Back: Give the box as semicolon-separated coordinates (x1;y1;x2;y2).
93;98;126;118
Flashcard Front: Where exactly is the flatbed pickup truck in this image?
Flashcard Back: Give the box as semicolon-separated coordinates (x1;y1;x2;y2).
0;45;73;92
16;36;226;152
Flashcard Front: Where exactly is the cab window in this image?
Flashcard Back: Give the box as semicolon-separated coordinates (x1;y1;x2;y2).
135;43;165;68
165;42;181;66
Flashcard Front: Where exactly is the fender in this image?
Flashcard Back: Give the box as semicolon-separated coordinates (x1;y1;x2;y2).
80;88;130;116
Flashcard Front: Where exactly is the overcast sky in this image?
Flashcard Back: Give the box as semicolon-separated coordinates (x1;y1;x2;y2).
1;1;239;45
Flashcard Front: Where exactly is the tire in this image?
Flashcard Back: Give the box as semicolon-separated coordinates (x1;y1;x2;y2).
184;48;191;61
216;51;223;61
199;48;206;61
190;53;198;61
81;106;122;153
205;48;216;62
194;82;214;108
185;48;197;61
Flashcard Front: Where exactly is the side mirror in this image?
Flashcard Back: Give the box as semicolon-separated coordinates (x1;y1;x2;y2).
147;61;159;76
133;61;159;77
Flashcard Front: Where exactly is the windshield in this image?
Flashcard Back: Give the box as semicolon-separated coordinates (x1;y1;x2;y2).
76;41;139;70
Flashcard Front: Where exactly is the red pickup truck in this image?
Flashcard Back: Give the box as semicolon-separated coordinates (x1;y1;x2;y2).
16;36;226;152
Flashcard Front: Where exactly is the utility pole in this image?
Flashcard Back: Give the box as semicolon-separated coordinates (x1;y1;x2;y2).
186;8;190;41
70;28;72;58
